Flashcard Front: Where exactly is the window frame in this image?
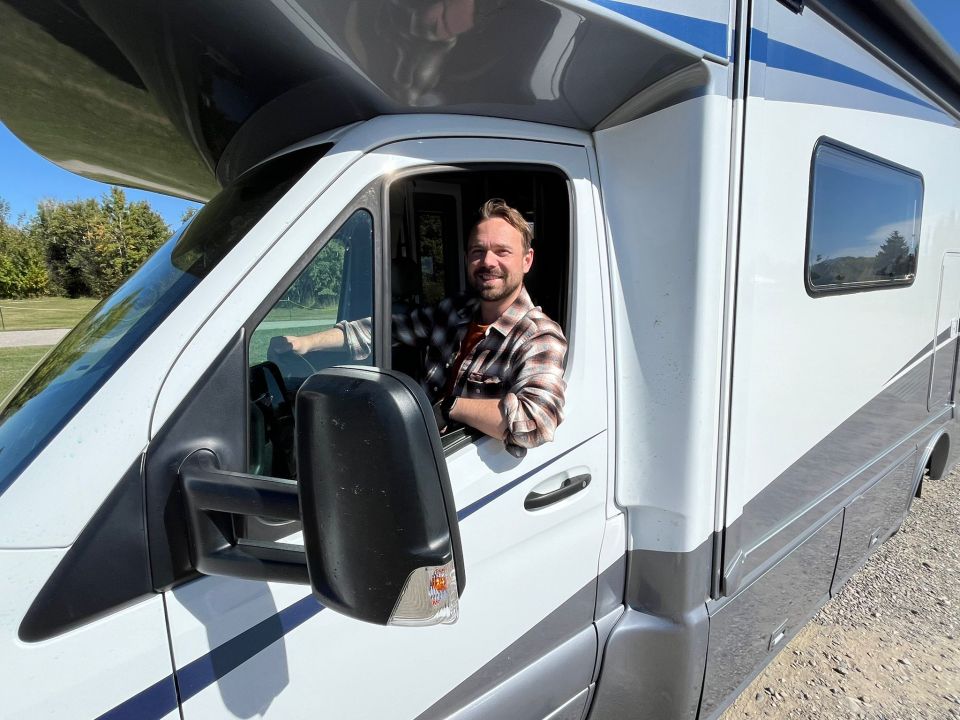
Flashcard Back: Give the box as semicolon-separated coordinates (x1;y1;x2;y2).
804;137;924;297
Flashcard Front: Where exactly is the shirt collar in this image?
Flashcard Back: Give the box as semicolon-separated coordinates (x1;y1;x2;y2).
489;286;535;337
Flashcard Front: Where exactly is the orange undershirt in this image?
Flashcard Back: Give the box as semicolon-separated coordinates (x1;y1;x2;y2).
442;320;491;400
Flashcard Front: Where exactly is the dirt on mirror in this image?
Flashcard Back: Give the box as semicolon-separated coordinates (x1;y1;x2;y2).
720;465;960;720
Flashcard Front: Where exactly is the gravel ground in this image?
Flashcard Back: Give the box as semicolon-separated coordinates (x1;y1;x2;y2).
720;465;960;719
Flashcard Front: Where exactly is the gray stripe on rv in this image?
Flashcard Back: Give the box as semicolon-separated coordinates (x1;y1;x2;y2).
726;356;938;586
589;540;713;720
413;579;599;720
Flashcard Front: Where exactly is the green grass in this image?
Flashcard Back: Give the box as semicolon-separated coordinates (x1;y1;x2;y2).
0;346;50;401
0;297;99;331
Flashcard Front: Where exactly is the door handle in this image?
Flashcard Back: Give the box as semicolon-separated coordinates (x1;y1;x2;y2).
524;474;591;511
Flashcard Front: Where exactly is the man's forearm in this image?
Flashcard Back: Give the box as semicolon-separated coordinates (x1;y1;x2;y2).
448;397;507;440
286;326;345;354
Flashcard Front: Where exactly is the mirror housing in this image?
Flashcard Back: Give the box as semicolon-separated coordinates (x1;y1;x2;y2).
296;366;465;625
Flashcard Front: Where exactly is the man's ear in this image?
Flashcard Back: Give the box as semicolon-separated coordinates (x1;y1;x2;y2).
522;247;534;274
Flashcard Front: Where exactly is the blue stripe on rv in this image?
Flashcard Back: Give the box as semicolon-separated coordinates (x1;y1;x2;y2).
760;35;942;113
95;676;179;720
590;0;730;59
97;597;325;720
176;595;324;702
586;4;944;120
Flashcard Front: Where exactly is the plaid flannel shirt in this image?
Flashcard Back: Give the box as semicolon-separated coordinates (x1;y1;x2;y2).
336;287;567;457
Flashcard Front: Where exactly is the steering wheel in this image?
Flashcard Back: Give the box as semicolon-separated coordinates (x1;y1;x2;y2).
267;335;321;380
249;360;296;478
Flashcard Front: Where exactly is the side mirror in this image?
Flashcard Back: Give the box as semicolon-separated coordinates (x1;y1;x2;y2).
296;366;465;625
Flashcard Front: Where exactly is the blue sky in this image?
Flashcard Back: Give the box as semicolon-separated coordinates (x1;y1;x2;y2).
0;122;201;229
914;0;960;56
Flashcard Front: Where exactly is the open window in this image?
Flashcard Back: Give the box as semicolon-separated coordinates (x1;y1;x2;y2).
387;167;571;382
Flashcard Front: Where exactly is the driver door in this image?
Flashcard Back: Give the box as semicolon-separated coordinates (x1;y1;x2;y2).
158;136;609;720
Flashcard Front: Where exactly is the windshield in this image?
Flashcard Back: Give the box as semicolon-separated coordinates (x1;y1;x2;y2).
0;144;329;495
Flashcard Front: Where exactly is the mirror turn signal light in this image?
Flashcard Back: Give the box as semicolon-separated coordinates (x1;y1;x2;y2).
389;561;459;626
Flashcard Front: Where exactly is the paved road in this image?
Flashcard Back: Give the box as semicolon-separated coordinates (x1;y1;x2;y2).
0;328;69;348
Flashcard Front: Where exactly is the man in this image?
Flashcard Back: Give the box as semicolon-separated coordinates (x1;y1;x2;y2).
278;199;567;457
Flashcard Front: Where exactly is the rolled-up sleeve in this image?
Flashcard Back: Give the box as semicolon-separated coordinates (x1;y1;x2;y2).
499;327;567;456
336;317;374;360
336;305;437;361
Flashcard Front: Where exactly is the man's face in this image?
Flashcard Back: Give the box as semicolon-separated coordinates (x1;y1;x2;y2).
466;217;533;302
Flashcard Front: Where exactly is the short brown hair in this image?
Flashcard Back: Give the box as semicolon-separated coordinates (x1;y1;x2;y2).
473;198;533;253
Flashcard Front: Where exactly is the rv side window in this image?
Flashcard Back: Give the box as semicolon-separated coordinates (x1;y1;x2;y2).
806;141;923;294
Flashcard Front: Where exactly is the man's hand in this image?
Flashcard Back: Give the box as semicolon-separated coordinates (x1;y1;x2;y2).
268;335;296;355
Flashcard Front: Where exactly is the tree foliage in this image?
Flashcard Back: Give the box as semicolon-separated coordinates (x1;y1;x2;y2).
285;238;344;308
0;187;171;298
0;199;48;298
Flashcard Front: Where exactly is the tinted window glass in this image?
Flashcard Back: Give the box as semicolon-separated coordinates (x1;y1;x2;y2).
0;144;328;495
807;142;923;293
248;210;375;479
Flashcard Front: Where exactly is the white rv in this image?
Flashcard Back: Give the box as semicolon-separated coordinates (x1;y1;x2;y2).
1;0;959;718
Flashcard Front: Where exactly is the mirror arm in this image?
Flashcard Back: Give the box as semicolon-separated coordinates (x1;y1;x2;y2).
179;449;308;584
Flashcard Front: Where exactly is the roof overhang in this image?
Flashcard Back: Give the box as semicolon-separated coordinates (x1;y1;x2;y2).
0;0;708;201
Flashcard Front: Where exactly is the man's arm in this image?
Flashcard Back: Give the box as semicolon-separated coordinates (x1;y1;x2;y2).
278;302;442;361
446;323;566;453
448;398;507;440
281;326;345;354
499;325;567;453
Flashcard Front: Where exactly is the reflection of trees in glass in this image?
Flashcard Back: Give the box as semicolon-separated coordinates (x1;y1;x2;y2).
874;230;913;278
418;212;445;305
809;229;916;287
1;294;137;416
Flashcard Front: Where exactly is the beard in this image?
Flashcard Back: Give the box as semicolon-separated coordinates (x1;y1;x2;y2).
469;267;523;301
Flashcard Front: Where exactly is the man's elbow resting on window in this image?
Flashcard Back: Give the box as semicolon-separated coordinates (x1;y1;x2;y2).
448;397;507;440
450;393;562;452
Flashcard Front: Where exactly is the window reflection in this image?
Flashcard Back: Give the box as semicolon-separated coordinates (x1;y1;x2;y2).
807;142;922;292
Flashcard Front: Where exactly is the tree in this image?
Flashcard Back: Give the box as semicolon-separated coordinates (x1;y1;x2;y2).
31;187;170;297
0;198;49;298
287;238;344;308
874;230;912;278
97;186;170;292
